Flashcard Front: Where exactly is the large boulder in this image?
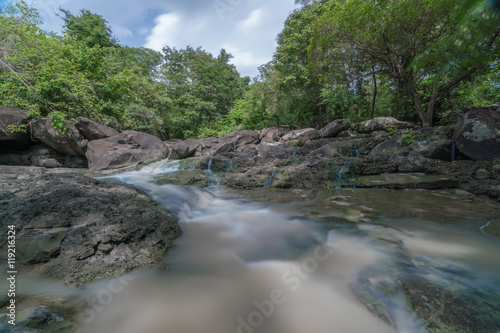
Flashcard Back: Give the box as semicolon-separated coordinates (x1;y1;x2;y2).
0;107;33;152
30;118;87;156
86;131;169;172
211;130;259;155
281;128;320;143
319;119;351;138
165;138;200;160
259;127;286;143
453;109;500;161
75;117;119;141
357;117;414;134
0;167;181;286
0;106;31;141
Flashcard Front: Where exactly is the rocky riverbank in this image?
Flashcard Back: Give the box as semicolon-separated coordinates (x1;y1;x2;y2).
1;106;500;332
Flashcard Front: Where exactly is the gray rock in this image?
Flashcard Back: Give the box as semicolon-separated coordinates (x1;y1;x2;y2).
86;131;169;172
319;119;351;138
75;117;119;141
0;106;31;141
259;127;286;143
210;130;259;155
410;139;453;161
165;138;200;159
281;128;320;143
357;117;414;134
30;118;86;156
453;109;500;161
474;168;491;180
0;168;181;286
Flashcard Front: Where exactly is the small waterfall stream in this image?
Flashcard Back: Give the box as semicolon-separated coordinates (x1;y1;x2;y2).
79;158;500;333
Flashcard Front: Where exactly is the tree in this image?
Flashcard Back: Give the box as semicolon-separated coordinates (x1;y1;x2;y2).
312;0;499;126
158;46;246;138
59;8;116;48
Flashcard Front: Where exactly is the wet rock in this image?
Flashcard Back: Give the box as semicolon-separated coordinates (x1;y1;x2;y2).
0;167;181;285
86;131;169;172
357;117;414;134
154;168;209;186
30;118;87;156
75;117;119;141
453;109;500;161
319;119;351;138
353;173;459;190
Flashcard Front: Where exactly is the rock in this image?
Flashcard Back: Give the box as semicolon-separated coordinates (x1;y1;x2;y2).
337;130;357;138
0;144;86;168
166;138;200;159
211;130;259;155
75;117;119;140
281;128;320;143
354;173;459;189
474;168;491;180
259;127;286;143
86;131;169;172
357;117;414;134
319;119;351;138
410;139;453;161
198;137;219;149
453;109;500;161
309;142;341;158
370;136;410;157
0;106;31;141
30;118;86;156
0;107;33;153
0;167;181;286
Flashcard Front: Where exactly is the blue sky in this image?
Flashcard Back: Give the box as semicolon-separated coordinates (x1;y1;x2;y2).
30;0;299;78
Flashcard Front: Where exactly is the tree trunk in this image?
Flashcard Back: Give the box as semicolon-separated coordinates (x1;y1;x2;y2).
406;83;429;127
371;63;377;118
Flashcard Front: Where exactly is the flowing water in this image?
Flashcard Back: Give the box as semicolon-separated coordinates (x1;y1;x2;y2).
5;159;498;332
83;159;500;333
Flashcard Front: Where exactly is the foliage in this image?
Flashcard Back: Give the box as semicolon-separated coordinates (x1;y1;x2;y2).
59;8;117;48
311;0;499;126
157;46;247;138
399;131;424;145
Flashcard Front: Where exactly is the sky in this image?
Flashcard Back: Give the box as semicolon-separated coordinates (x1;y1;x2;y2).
29;0;300;78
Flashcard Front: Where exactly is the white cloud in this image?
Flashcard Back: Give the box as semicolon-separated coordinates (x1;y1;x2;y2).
144;12;181;51
35;0;299;77
237;8;264;32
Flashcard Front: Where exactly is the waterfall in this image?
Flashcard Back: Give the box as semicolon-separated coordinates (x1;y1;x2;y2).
451;142;456;162
264;170;277;187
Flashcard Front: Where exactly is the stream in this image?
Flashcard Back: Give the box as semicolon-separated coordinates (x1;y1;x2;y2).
75;158;500;333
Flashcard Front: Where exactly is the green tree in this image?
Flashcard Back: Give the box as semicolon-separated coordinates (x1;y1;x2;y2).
312;0;499;126
59;8;117;48
158;46;246;138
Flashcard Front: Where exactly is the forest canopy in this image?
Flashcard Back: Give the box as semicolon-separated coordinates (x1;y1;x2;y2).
0;0;498;139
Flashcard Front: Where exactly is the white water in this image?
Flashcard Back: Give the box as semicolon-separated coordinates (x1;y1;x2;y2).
81;159;500;333
88;160;406;333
